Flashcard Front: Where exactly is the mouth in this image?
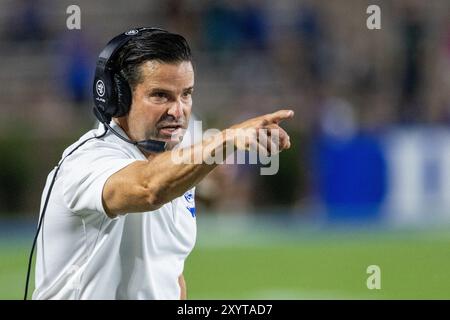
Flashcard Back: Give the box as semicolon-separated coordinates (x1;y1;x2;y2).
157;124;184;138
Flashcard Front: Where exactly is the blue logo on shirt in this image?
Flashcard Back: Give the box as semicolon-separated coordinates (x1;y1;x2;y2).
184;190;196;217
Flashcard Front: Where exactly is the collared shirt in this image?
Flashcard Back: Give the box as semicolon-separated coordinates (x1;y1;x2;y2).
33;121;197;300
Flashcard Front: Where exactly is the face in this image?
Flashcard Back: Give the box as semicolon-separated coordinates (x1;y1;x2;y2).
119;60;194;153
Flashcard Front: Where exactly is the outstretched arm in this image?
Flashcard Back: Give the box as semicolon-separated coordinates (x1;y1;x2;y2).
102;109;294;218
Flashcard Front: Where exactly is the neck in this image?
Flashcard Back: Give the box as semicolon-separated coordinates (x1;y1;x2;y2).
112;118;159;159
113;117;128;133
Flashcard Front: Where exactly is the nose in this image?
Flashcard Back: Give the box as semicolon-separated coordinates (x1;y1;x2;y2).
167;100;183;119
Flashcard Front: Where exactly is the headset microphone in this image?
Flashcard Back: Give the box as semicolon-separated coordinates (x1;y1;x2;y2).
103;121;166;153
93;105;167;153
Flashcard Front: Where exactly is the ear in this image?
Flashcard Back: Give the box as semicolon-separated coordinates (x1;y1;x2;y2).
113;73;132;117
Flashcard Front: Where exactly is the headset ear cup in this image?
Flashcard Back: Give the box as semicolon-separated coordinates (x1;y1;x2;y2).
113;73;132;117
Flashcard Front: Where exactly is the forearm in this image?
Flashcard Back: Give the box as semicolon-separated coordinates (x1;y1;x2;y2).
104;109;293;216
141;131;229;206
103;131;230;216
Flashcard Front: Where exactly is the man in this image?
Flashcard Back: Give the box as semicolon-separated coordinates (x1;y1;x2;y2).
33;28;293;300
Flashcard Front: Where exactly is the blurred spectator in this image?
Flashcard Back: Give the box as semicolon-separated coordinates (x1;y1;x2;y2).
431;18;450;124
164;0;200;42
398;5;426;123
238;1;269;51
57;32;94;110
295;2;331;84
5;0;47;43
202;1;242;61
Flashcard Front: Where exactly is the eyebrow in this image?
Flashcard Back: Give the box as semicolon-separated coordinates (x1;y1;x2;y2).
150;86;194;93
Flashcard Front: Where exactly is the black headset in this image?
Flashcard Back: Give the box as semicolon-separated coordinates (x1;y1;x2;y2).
24;27;169;299
93;27;168;153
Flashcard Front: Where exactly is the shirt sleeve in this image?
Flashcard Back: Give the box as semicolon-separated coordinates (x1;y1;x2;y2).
61;141;137;218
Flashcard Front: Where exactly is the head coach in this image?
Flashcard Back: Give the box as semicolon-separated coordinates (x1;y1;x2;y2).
28;27;294;300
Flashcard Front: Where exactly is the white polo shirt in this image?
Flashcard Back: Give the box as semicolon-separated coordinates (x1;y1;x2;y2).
32;121;197;300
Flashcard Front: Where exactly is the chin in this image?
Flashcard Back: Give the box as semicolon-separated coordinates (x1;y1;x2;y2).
164;141;180;151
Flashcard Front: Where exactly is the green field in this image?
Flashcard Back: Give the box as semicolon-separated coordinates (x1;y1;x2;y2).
2;218;450;299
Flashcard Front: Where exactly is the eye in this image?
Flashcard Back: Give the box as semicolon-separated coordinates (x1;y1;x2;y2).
182;90;193;98
154;92;166;98
150;91;169;103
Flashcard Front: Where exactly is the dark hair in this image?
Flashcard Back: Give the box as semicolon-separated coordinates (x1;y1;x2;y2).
115;29;192;90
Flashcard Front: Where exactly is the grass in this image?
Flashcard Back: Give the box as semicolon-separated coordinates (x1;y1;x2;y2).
2;219;450;299
186;238;450;299
0;243;33;300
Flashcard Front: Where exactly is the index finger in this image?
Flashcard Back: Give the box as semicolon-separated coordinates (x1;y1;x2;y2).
264;109;294;124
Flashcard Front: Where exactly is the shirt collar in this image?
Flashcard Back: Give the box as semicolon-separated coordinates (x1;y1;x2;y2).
95;120;147;159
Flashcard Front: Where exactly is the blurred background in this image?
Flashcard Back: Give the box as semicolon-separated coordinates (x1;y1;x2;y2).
1;0;450;299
